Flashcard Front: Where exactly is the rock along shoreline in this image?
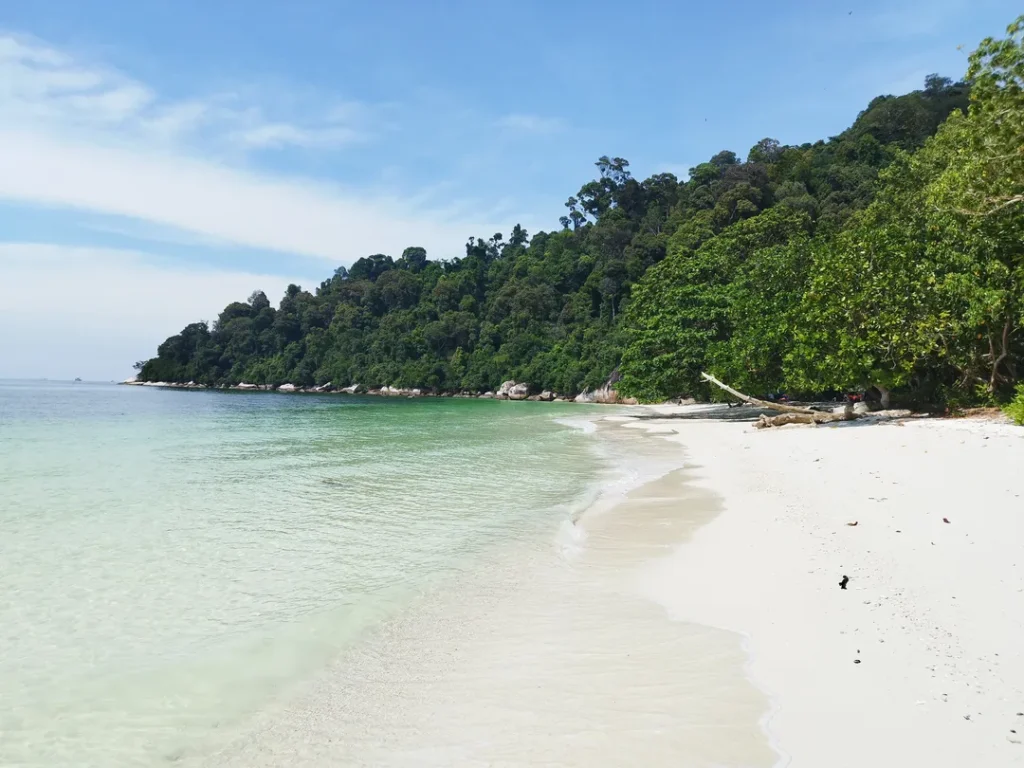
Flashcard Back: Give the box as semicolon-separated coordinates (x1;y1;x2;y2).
119;378;644;405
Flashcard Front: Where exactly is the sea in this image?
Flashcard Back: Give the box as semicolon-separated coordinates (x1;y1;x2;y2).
0;380;774;768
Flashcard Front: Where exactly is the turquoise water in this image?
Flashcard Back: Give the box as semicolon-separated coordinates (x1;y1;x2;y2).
0;381;603;767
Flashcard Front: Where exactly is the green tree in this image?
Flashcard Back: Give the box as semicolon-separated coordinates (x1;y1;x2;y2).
136;32;1017;410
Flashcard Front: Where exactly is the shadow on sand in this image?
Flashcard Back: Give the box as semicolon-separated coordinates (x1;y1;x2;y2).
630;404;776;423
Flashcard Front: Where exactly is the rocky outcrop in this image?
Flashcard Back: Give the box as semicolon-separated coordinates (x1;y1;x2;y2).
507;383;530;400
495;380;516;400
573;369;636;405
526;391;558;401
379;385;426;397
495;380;531;400
129;374;634;404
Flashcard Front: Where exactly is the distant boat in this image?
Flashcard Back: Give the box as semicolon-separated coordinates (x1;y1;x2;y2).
74;378;82;382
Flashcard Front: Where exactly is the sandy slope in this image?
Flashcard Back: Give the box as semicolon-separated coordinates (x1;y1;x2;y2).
622;409;1024;767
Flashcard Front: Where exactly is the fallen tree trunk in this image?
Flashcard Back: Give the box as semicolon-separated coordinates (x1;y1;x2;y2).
754;412;821;428
700;372;857;429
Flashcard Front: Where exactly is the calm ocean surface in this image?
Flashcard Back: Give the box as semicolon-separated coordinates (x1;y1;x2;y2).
0;381;604;766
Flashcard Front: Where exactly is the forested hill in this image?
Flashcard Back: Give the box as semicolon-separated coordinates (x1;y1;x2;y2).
139;17;1024;407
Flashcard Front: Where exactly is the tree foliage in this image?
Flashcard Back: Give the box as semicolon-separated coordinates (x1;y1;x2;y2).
139;21;1024;408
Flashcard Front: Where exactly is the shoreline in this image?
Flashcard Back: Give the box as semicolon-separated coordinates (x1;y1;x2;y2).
120;378;650;404
615;406;1024;767
191;412;777;767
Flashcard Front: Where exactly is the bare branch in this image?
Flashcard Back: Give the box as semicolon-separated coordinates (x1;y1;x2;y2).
700;372;859;427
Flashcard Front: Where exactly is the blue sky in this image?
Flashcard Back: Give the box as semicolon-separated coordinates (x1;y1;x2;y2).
0;0;1017;379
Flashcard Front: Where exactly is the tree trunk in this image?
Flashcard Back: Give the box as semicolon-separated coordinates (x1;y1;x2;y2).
875;385;891;409
754;407;856;429
700;372;818;415
989;318;1012;393
700;372;859;428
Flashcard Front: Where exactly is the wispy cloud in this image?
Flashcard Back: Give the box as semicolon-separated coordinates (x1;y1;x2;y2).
233;122;364;150
496;113;567;135
0;129;497;262
0;32;507;263
0;35;155;127
0;32;381;151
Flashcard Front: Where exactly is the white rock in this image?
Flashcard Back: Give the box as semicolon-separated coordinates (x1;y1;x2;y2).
508;383;530;400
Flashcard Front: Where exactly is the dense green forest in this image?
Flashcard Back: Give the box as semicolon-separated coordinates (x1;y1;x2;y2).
139;17;1024;409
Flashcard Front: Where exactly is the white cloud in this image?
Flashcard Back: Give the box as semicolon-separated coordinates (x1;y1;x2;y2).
0;35;66;65
67;83;155;122
0;32;379;149
495;113;567;135
143;100;211;141
0;34;155;128
0;129;489;261
0;243;315;380
0;32;506;262
234;122;363;149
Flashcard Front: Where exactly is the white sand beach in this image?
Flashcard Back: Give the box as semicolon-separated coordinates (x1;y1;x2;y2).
623;407;1024;767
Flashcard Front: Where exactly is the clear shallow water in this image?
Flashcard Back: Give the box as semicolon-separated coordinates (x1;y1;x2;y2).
197;426;776;768
0;381;602;767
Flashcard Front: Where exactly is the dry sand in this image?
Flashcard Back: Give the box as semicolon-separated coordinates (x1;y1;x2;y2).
621;407;1024;767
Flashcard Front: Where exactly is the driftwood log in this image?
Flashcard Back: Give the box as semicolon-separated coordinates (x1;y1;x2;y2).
700;372;858;429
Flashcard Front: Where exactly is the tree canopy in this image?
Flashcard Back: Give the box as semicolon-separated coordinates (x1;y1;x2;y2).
139;17;1024;408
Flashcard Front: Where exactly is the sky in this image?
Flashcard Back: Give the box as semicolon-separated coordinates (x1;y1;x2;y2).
0;0;1017;380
